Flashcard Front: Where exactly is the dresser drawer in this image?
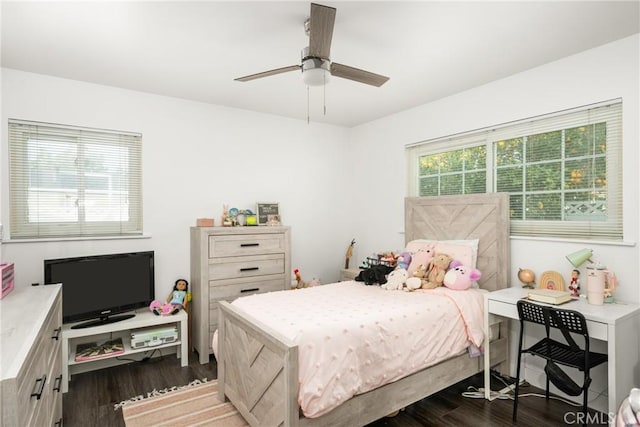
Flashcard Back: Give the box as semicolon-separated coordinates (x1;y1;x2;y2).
209;233;286;258
40;295;62;368
209;277;286;301
16;345;46;426
42;346;63;427
208;254;284;281
207;278;285;349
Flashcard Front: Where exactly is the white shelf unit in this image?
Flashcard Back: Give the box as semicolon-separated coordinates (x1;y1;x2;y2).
61;308;188;393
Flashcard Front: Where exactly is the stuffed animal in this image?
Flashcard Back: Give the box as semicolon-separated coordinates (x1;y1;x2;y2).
422;253;453;289
443;261;482;290
407;243;435;276
395;252;412;271
355;265;395;285
405;264;427;291
381;268;408;290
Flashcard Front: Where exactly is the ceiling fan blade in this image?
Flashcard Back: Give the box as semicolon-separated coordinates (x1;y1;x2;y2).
234;65;301;82
308;3;336;59
330;62;389;87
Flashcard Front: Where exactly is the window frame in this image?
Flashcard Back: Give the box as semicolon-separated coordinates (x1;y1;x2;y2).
406;100;623;241
8;119;143;240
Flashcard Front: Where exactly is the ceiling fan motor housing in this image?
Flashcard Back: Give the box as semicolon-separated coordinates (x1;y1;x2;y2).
301;47;330;86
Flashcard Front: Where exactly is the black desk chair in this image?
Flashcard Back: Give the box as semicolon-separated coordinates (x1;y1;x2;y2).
513;300;608;423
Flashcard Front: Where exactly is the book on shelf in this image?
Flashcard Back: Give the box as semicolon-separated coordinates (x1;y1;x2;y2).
75;337;125;362
527;289;572;305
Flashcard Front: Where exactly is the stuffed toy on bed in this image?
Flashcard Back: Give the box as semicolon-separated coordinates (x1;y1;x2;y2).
407;243;435;276
395;252;412;271
443;261;482;290
421;253;453;289
381;268;408;290
405;264;427;291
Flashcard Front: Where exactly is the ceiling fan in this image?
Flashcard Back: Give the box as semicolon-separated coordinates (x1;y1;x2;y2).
234;3;389;87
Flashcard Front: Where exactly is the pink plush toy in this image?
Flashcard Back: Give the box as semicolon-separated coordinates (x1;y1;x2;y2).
443;261;482;290
149;300;174;315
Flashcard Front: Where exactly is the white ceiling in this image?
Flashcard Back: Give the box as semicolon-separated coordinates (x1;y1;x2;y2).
2;1;639;127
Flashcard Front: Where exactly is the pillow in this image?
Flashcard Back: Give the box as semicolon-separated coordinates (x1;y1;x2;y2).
405;239;479;276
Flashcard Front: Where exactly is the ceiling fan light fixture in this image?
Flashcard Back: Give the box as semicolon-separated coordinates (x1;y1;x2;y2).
302;57;330;86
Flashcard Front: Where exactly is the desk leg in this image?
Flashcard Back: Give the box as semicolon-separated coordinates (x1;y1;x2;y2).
484;293;491;400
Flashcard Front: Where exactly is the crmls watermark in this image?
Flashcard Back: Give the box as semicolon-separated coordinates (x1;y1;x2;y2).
563;411;615;425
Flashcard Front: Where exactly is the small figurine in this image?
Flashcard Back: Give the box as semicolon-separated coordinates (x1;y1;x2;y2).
293;268;306;289
604;272;617;303
345;239;356;269
150;279;189;315
568;269;580;297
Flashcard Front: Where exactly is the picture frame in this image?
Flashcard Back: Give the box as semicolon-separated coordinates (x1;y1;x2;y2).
256;202;279;225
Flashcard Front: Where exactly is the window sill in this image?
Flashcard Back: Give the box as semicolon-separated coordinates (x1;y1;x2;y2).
1;234;152;244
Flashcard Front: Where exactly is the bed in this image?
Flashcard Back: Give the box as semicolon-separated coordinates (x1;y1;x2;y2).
216;193;510;426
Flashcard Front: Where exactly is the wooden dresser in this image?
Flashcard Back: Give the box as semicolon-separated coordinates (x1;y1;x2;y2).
190;226;291;364
1;284;63;426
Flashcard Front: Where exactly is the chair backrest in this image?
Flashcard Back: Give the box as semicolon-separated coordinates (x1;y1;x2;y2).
547;308;589;337
517;299;589;352
517;300;546;325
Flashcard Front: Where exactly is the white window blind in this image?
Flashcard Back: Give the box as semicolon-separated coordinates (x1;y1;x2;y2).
8;120;143;239
406;100;623;241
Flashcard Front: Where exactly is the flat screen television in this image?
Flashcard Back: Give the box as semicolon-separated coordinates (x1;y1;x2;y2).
44;251;155;329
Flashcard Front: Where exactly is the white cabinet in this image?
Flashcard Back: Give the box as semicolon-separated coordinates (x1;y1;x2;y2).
60;308;188;392
190;226;291;364
1;284;63;427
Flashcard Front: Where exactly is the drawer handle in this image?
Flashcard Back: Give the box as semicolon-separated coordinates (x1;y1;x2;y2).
240;267;259;272
240;243;260;247
31;375;47;400
53;374;63;392
52;326;62;341
241;288;260;293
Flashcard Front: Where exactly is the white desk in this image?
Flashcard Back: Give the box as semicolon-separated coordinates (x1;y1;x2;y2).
484;287;640;414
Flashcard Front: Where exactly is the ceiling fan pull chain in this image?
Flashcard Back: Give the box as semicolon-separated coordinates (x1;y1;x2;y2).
323;74;327;115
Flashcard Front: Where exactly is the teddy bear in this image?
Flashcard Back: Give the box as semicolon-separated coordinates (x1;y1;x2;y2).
405;264;427;291
381;268;408;290
443;260;482;290
421;253;453;289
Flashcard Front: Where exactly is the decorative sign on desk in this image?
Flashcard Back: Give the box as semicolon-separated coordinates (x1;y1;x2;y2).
256;202;279;225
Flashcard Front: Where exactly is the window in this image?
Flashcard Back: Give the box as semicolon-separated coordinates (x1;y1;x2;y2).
407;101;622;240
8;120;142;239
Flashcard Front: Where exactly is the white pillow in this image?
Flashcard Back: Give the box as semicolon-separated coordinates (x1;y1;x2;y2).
405;239;479;268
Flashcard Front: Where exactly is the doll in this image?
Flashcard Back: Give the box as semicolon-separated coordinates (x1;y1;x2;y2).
150;279;189;315
568;269;580;298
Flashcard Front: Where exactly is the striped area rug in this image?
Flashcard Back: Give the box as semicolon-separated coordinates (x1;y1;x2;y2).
121;380;248;427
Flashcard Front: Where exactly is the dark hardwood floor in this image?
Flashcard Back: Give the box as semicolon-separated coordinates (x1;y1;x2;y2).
63;350;608;426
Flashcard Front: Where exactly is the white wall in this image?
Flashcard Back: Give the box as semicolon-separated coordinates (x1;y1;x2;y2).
350;34;640;304
1;69;352;296
348;34;639;413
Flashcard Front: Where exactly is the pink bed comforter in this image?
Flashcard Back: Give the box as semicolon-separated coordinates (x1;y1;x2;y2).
216;281;486;418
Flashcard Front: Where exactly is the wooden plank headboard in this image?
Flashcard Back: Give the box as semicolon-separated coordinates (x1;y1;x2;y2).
405;193;510;292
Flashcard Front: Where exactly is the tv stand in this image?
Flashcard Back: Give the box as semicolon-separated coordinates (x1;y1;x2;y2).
61;308;188;393
70;313;136;329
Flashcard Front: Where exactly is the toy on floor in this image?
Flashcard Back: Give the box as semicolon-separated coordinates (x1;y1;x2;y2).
150;278;189;315
293;268;320;289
